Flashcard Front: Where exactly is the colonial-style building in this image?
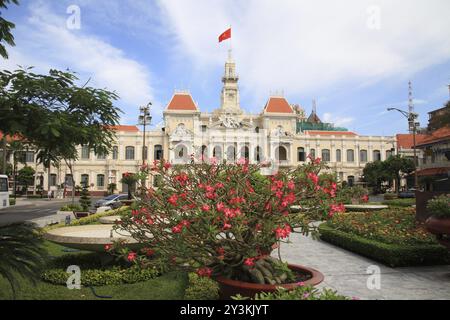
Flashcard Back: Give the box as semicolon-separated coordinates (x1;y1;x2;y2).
5;52;397;195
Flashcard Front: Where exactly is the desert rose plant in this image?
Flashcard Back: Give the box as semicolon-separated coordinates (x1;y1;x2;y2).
112;157;344;284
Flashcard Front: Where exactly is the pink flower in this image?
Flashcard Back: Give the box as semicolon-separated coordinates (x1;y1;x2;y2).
197;267;213;278
244;258;255;267
168;194;178;206
163;162;172;170
275;224;292;239
361;195;369;203
223;222;232;230
172;225;182;233
308;172;319;185
297;281;305;287
201;204;210;212
127;252;137;262
287;180;295;190
104;244;112;251
303;292;310;299
216;202;226;212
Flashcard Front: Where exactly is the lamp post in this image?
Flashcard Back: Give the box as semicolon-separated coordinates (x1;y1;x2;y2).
138;103;152;190
387;107;419;189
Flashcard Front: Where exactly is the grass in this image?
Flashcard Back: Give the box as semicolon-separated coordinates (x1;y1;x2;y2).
382;198;416;207
0;240;188;300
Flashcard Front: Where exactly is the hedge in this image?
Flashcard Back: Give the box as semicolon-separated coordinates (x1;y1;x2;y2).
318;223;450;267
184;273;219;300
382;198;415;207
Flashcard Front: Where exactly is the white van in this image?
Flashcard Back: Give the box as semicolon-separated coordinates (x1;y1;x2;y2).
0;174;10;208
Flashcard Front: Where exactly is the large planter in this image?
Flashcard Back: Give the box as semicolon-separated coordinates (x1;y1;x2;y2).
215;264;324;299
425;217;450;250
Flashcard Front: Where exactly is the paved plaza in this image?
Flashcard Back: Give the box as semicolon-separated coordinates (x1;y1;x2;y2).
280;231;450;300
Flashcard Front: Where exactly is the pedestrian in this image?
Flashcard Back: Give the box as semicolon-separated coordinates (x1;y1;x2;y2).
47;189;52;200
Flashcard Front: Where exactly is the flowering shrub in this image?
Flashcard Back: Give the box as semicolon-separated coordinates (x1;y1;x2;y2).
113;158;341;284
327;208;437;246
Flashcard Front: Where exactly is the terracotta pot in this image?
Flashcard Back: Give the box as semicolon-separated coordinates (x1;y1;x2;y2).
215;264;324;300
425;216;450;250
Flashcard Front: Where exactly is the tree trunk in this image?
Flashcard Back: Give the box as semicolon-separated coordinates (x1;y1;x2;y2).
1;138;6;175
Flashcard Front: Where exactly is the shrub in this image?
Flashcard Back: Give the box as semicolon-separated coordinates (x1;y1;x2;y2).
9;198;15;206
79;185;91;211
184;272;219;300
114;158;342;284
319;223;450;267
337;186;369;204
383;193;397;200
233;286;349;300
382;198;415;207
427;195;450;219
59;204;83;212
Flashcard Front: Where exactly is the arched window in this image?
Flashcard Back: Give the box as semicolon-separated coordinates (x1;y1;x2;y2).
175;144;188;160
297;147;305;162
275;146;287;161
347;149;354;162
125;146;135;160
241;146;249;160
322;149;331;162
336;149;342;162
97;174;105;187
112;146;119;160
360;150;368;163
50;174;57;187
309;148;316;159
373;150;381;161
154;145;163;160
81;146;90;159
255;146;262;162
81;174;89;187
226;146;236;162
201;145;208;161
213;146;222;160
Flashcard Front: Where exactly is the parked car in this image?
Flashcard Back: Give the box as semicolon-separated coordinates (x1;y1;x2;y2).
94;194;129;208
399;189;416;199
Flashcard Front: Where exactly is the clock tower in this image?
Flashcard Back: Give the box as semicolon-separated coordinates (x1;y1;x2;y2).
220;50;241;114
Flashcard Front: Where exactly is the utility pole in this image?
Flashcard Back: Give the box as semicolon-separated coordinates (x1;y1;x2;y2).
139;103;152;191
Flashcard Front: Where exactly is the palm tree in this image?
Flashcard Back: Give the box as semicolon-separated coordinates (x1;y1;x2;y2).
0;223;48;298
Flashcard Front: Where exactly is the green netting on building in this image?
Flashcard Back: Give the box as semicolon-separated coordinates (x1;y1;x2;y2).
297;122;349;133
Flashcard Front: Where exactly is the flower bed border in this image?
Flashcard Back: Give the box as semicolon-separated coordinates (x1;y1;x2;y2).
318;223;450;267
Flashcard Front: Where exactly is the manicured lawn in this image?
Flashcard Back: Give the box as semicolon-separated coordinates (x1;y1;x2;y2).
382;198;416;207
319;208;450;267
0;241;188;300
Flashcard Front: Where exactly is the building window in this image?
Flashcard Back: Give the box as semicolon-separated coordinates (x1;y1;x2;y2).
112;146;119;160
97;152;106;160
386;150;393;159
373;150;381;161
241;146;249;160
226;146;236;162
97;174;105;188
25;151;34;163
201;125;207;132
255;146;262;162
81;174;89;187
81;146;90;159
275;146;287;161
125;146;135;160
347;149;354;162
143;146;148;161
213;146;222;160
309;149;316;159
322;149;331;162
347;176;355;187
360;150;368;163
154;145;163;160
297;147;305;162
50;174;57;187
255;127;260;133
201;145;208;161
336;149;342;162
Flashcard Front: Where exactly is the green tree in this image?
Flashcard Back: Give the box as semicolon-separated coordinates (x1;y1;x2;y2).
107;182;117;195
120;173;138;200
17;165;35;195
384;155;415;194
79;184;91;212
0;0;18;59
362;160;390;194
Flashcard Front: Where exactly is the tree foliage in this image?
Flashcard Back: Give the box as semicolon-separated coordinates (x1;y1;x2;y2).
0;0;18;59
17;165;35;190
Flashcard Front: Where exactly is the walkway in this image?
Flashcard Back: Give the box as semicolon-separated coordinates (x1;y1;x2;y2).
279;231;450;300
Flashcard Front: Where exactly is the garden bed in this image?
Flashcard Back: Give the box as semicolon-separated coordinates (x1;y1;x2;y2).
318;208;450;267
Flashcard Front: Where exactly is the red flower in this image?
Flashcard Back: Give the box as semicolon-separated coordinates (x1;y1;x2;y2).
217;247;225;255
223;222;232;230
127;252;137;262
308;172;319;185
163;162;172;170
197;267;213;277
244;258;255;267
361;195;369;203
104;244;112;251
201;204;210;212
287;180;295;190
216;202;225;212
275;224;292;239
142;248;155;256
172;225;182;233
168;194;178;206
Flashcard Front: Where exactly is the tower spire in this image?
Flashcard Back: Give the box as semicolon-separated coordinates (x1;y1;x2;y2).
408;81;415;133
219;49;241;114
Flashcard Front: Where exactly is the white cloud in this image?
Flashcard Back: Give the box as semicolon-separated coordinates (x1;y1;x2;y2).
0;1;156;119
157;0;450;109
322;113;354;127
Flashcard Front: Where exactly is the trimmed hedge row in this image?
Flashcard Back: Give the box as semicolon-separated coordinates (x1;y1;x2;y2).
382;198;415;207
318;223;450;268
184;273;219;300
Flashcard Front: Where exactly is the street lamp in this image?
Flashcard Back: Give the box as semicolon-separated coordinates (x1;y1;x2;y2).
387;107;419;189
138;103;152;192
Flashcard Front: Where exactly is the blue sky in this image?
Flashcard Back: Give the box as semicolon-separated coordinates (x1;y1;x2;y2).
1;0;449;136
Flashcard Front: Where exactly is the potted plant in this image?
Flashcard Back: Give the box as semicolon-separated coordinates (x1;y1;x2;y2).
120;172;138;205
112;158;343;299
74;185;91;219
425;195;450;250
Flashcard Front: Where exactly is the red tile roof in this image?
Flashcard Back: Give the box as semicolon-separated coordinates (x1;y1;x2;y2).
417;167;450;176
305;130;357;136
396;133;428;149
166;93;198;111
110;125;139;132
264;97;294;113
416;126;450;147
